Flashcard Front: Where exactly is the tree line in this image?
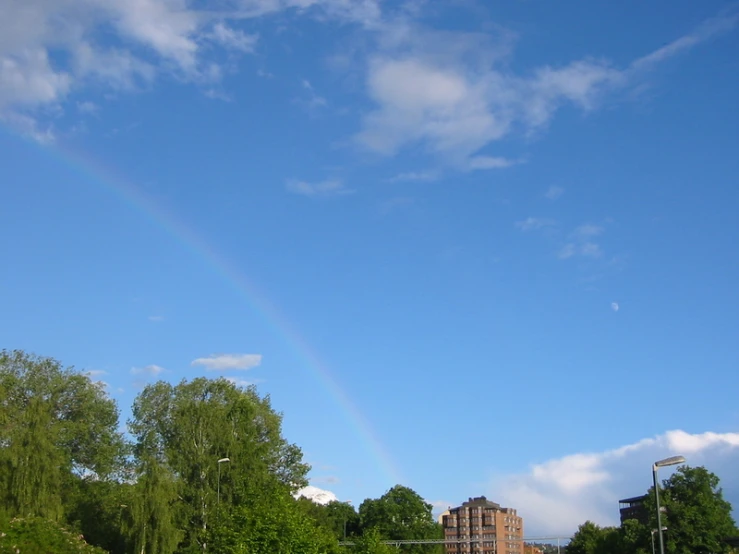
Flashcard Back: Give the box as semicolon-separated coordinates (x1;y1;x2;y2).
0;349;441;553
566;465;738;554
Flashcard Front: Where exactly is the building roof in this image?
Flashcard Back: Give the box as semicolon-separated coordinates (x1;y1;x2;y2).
618;495;647;505
461;496;502;509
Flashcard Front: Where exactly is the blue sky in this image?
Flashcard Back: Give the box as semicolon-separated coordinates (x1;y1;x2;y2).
2;0;739;536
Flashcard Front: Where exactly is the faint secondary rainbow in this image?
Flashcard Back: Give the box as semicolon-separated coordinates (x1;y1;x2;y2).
6;128;402;487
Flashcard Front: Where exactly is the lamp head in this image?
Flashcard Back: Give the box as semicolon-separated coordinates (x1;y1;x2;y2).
654;456;686;468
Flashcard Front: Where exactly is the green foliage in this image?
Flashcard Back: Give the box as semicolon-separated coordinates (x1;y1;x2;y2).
128;377;311;553
64;478;135;554
0;349;125;526
566;521;608;554
351;528;396;554
359;485;443;554
208;484;340;554
644;465;738;554
126;457;183;554
570;465;737;554
0;517;108;553
325;500;361;540
567;520;650;554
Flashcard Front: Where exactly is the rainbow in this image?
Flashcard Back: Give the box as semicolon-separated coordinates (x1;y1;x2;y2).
2;126;403;488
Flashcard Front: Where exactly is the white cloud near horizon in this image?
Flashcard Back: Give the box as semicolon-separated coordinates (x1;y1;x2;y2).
295;484;339;505
191;353;262;371
490;429;739;537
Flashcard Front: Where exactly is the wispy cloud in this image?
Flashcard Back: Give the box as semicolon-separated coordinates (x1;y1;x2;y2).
77;101;99;115
611;302;619;312
559;223;606;259
1;0;734;155
286;179;353;197
386;170;440;183
573;224;604;238
630;11;739;71
356;10;738;169
85;369;107;377
295;79;328;112
379;196;415;214
545;186;564;200
208;22;258;53
130;364;165;376
224;376;262;387
311;475;341;485
148;315;165;322
491;430;739;536
191;353;262;371
515;217;557;232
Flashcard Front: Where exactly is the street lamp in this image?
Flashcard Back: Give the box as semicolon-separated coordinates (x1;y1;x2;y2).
343;500;352;539
651;527;667;554
653;456;685;554
217;457;230;506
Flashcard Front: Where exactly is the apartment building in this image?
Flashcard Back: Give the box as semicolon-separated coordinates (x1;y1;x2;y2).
441;496;524;554
618;495;649;525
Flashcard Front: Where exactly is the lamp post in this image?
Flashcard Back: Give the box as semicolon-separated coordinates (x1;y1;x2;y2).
651;527;667;554
653;456;685;554
217;458;230;507
343;500;352;539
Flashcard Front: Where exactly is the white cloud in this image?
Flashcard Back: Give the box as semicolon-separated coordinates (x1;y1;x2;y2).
466;156;518;171
286;178;352;197
130;364;165;376
77;100;98;114
545;186;564;200
630;11;739;71
356;11;738;169
558;242;602;259
491;430;739;536
224;376;261;387
209;22;258;53
148;315;165;322
573;224;604;238
516;217;556;232
0;110;55;142
85;369;107;377
557;224;606;260
1;0;734;151
191;353;262;371
611;302;619;312
294;485;339;505
386;170;440;183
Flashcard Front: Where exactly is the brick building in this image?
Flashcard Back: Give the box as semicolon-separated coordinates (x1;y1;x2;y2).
441;496;524;554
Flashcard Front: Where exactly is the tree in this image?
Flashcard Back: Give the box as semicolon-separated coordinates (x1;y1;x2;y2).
208;483;340;554
325;500;361;540
128;377;311;553
644;465;738;554
0;517;108;554
359;485;443;554
351;528;396;554
566;521;608;554
0;350;125;523
565;521;644;554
